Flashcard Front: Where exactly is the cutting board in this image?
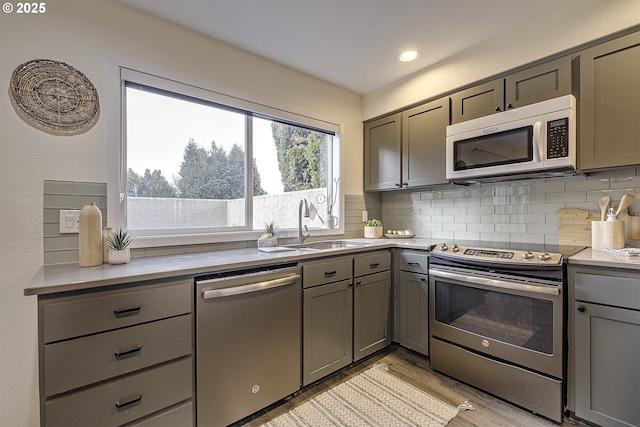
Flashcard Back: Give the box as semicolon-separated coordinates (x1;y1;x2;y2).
557;208;640;246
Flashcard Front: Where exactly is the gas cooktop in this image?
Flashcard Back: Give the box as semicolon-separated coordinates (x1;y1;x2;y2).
430;240;586;266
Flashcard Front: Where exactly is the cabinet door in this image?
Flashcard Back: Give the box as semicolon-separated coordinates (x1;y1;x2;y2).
402;97;450;187
505;56;572;109
364;113;402;191
353;270;392;361
574;302;640;427
398;271;429;355
303;279;353;386
579;31;640;171
451;79;504;124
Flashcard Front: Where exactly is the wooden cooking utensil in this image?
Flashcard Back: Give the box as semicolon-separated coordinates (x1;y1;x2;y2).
599;196;610;221
615;194;635;218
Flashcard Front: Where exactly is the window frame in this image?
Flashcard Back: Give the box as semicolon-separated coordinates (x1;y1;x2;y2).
106;57;342;248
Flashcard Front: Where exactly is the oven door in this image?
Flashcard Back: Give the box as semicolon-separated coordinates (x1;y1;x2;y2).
429;266;563;378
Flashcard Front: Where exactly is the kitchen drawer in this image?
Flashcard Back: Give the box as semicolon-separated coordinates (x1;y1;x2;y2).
45;357;192;426
302;256;352;288
43;280;191;343
354;251;391;277
44;314;192;397
575;272;640;310
128;401;193;427
396;250;428;274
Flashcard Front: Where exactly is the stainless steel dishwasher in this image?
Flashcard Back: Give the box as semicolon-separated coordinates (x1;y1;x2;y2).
195;262;301;426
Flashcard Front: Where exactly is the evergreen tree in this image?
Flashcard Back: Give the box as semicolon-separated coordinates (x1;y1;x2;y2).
127;168;177;198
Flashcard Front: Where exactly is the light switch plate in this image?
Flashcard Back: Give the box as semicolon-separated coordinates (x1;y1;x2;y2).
59;210;80;233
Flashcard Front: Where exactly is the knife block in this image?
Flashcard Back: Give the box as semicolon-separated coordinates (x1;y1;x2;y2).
591;220;625;250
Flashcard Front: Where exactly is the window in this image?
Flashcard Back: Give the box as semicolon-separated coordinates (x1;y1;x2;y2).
108;66;340;247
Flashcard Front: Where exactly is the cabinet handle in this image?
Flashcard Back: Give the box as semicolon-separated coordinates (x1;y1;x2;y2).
369;263;380;269
395;183;401;187
506;103;513;109
115;394;142;410
324;270;337;277
402;182;408;187
114;345;142;359
114;306;141;318
420;277;427;283
356;280;362;286
495;106;502;112
408;262;420;267
577;305;586;313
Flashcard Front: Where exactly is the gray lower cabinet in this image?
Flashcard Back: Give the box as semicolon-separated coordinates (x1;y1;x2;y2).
353;251;392;361
578;30;640;171
395;250;429;355
38;278;194;426
569;266;640;427
302;256;354;386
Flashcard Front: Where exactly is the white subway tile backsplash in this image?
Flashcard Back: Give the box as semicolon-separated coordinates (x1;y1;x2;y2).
379;170;639;245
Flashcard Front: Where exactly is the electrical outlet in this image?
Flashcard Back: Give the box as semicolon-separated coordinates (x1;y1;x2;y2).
362;210;368;223
59;210;80;233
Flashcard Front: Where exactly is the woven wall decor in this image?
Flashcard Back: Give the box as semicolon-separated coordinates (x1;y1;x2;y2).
10;59;100;134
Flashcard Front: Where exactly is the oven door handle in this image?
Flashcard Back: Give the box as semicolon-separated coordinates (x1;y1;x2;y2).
429;268;560;296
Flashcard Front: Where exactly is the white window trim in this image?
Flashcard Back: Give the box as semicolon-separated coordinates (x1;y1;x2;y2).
106;55;342;248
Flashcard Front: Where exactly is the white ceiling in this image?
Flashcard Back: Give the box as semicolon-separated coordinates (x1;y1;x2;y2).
118;0;580;95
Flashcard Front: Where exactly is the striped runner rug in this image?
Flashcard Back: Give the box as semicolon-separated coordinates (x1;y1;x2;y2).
261;365;460;426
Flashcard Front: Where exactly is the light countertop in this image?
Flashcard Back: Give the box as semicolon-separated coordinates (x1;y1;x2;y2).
24;238;438;296
568;247;640;270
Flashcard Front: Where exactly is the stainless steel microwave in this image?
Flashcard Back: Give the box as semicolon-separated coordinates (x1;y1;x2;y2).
446;95;576;183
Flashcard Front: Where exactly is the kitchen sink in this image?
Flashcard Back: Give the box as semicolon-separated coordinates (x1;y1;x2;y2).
285;240;368;250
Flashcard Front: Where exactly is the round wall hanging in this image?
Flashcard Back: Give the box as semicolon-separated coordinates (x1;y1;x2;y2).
9;59;100;134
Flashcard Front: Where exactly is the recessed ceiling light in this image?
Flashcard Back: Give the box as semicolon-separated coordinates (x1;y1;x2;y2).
397;50;420;63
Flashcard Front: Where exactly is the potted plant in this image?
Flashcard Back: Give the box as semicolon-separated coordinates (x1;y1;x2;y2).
106;228;134;264
325;177;340;229
364;219;383;239
258;221;278;247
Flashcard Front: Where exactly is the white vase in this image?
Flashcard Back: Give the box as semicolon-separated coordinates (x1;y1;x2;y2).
364;226;383;239
109;248;131;264
325;215;338;229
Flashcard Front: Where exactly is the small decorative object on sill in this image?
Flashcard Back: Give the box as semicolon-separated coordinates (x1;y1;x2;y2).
258;222;278;247
324;215;338;229
364;219;383;239
79;202;102;267
106;228;134;265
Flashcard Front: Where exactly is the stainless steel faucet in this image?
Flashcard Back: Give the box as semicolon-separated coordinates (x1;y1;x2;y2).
297;199;310;244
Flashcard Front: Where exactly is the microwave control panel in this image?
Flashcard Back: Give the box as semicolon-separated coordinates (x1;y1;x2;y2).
547;118;569;159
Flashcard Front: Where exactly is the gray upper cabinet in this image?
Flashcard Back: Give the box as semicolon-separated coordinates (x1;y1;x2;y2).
578;31;640;171
402;97;450;188
364;97;449;192
364;113;402;191
451;56;572;124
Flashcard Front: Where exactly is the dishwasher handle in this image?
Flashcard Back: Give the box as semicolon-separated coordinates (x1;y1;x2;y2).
201;274;300;300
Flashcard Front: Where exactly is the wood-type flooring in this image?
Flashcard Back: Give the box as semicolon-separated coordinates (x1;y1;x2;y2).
242;345;588;427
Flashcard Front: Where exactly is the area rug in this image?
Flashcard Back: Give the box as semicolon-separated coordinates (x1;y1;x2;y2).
261;365;461;426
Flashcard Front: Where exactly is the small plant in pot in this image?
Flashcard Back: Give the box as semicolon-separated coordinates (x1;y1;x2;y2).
364;219;383;239
258;221;278;247
106;228;133;264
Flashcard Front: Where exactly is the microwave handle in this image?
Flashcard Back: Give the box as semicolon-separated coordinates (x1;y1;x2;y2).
532;121;542;162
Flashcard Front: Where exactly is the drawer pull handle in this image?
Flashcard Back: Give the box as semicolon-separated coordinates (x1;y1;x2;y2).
115;394;142;410
369;263;380;269
577;305;586;313
408;262;420;267
324;271;337;277
114;306;141;317
115;345;142;359
356;280;362;286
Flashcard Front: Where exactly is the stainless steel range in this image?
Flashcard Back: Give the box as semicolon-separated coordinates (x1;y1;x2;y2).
428;241;584;423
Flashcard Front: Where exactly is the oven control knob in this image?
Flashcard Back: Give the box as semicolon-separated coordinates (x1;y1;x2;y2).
481;339;490;348
440;244;449;251
522;251;534;259
452;244;459;253
538;252;551;261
